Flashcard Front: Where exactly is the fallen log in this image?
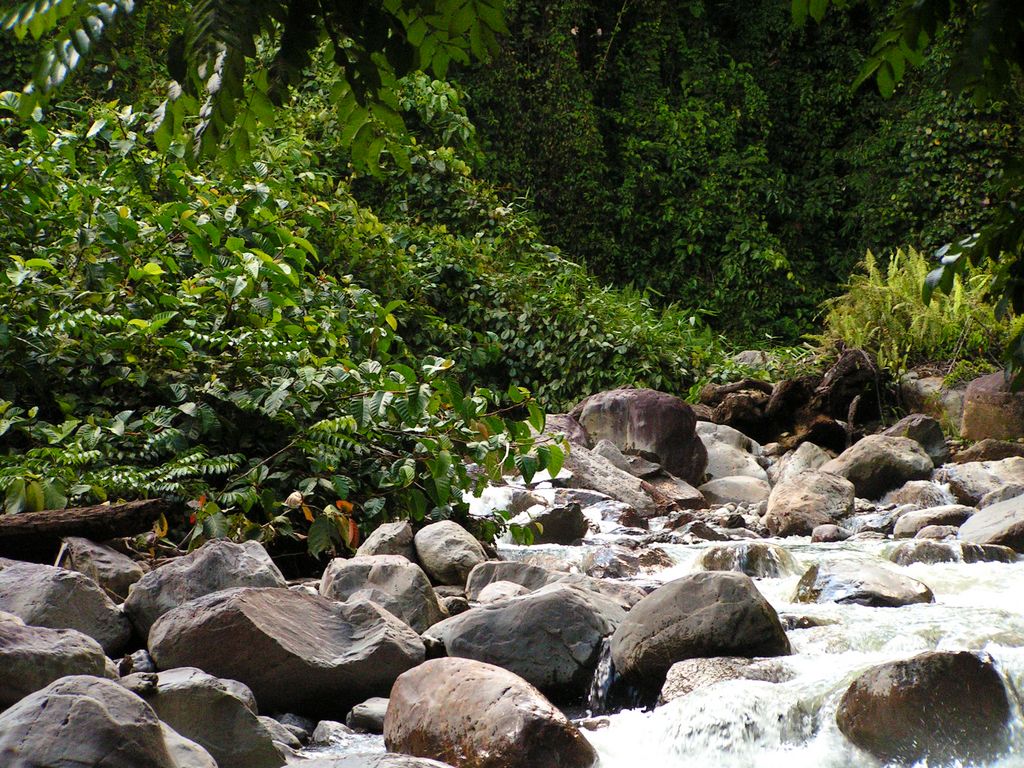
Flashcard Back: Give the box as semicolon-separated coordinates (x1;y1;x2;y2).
0;499;170;562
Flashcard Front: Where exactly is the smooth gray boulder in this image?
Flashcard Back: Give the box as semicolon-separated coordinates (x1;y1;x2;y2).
882;479;956;508
698;476;771;506
893;504;974;538
697;422;768;482
881;413;950;466
934;457;1024;505
464;560;645;609
319;555;447;633
413;521;488;586
610;572;790;693
424;584;626;698
958;495;1024;551
0;614;116;709
811;524;852;542
356;521;416;561
384;658;598;768
794;560;934;607
121;667;283;768
0;561;130;655
148;587;424;719
0;675;209;768
820;435;933;499
561;444;661;516
124;539;286;638
888;540;1016;565
346;697;389;733
63;536;146;601
521;503;590;544
768;441;831;485
764;470;855;537
476;580;530;603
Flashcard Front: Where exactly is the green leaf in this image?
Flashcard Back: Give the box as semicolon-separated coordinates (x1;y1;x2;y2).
307;516;336;557
202;511;229;539
527;402;545;433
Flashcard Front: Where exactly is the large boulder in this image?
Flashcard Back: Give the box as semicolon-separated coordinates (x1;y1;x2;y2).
319;555;447;633
0;561;130;655
768;441;831;486
123;667;283;768
610;572;790;693
0;614;116;710
820;435;933;499
960;371;1024;441
697;476;770;506
571;388;707;485
464;560;644;609
384;658;598;768
887;540;1016;566
148;587;424;719
356;521;416;561
933;457;1024;505
955;438;1024;464
958;495;1024;551
764;471;855;537
697;422;768;482
423;584;626;698
659;656;793;705
698;542;801;578
413;521;488;587
0;675;211;768
893;503;974;538
124;539;286;637
881;413;949;466
836;651;1011;764
793;560;934;607
561;444;661;516
63;537;146;601
881;479;955;508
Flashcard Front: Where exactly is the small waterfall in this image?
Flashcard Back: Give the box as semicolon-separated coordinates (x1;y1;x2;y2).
587;637;617;716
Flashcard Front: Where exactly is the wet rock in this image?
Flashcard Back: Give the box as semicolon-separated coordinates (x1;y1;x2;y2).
955;438;1024;464
384;658;598;768
961;371;1024;441
697;422;768;482
698;476;771;506
793;560;934;607
659;656;794;704
610;572;790;693
979;483;1024;508
562;444;661;516
524;503;589;545
414;521;488;587
0;616;115;709
119;648;157;675
593;439;661;478
347;697;389;733
768;441;832;485
259;716;302;749
887;540;1016;565
0;675;204;768
844;508;903;535
642;473;707;510
836;651;1011;764
915;524;960;540
638;547;675;571
63;536;146;601
475;580;530;603
933;457;1024;505
698;542;799;578
356;521;416;561
571;387;707;485
958;494;1024;551
424;584;626;699
123;666;283;768
881;414;949;466
764;470;855;537
310;720;356;746
893;504;974;538
581;546;641;579
465;560;644;608
0;561;130;655
820;435;933;499
148;587;424;719
124;539;286;638
301;756;456;768
811;524;852;542
319;555;447;633
881;479;955;508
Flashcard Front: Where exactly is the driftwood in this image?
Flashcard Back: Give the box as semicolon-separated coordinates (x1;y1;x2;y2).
0;499;169;562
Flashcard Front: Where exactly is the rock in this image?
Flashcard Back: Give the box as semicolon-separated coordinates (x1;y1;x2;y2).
384;658;598;768
659;656;794;704
562;444;662;516
881;413;949;466
0;675;204;768
356;521;416;561
310;720;356;746
319;555;447;633
63;536;146;601
475;580;530;603
0;618;115;709
571;387;707;484
523;503;589;545
425;584;626;698
697;422;768;482
915;524;960;540
764;471;854;537
793;560;934;607
811;524;852;542
414;521;488;586
610;572;790;693
934;456;1024;505
0;561;130;655
581;546;641;579
464;560;644;608
732;350;771;368
836;651;1011;764
958;495;1024;551
440;595;470;615
592;439;662;477
698;542;800;578
161;723;219;768
888;540;1016;565
544;413;592;448
899;370;965;428
881;479;955;508
642;473;707;510
258;716;302;749
961;371;1024;440
124;539;286;637
148;587;424;719
123;667;283;768
275;713;315;742
893;504;974;538
698;476;771;506
301;757;457;768
768;441;832;485
979;484;1024;508
844;508;903;536
820;435;933;499
955;438;1024;464
346;697;389;733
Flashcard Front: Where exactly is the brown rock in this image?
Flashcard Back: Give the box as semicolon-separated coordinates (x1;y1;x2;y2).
961;371;1024;441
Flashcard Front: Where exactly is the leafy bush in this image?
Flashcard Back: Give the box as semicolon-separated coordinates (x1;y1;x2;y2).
818;247;1009;373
